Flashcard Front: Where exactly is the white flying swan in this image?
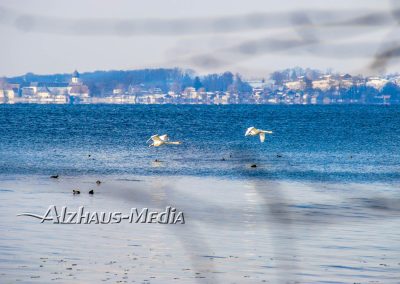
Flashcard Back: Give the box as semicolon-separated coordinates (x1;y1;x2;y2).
147;134;181;147
245;127;273;143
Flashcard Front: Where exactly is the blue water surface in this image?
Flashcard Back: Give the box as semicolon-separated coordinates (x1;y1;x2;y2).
0;104;399;182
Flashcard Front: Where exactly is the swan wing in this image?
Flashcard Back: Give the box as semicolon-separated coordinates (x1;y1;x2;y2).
147;134;161;143
159;134;169;141
245;127;255;136
259;132;266;142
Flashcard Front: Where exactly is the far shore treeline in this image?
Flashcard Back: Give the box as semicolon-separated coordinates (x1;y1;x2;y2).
5;68;253;95
2;67;400;104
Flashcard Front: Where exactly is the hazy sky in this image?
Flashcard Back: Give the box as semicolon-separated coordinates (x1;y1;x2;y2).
0;0;398;77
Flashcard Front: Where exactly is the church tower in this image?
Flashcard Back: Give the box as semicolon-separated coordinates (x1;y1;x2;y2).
71;70;80;84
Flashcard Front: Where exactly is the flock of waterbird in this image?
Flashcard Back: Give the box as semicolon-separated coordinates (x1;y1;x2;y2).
147;126;273;147
50;174;101;195
51;126;273;191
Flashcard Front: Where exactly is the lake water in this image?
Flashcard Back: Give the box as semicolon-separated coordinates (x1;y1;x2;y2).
0;104;399;283
0;104;399;182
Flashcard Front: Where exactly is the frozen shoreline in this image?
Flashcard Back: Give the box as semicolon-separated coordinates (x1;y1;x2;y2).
1;175;400;283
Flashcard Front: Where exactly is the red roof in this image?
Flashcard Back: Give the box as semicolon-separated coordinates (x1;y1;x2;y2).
70;85;89;94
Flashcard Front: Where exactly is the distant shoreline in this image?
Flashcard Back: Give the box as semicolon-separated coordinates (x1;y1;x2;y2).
1;68;399;105
0;102;397;105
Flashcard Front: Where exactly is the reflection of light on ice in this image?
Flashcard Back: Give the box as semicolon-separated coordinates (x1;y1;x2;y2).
1;176;400;283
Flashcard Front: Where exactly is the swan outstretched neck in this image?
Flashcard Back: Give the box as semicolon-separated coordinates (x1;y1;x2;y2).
245;127;273;143
165;141;181;145
260;130;273;134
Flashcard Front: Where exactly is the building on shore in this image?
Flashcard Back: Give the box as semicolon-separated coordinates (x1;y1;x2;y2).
2;68;400;105
16;70;90;104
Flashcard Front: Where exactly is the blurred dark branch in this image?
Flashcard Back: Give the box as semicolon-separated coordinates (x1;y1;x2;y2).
0;6;398;36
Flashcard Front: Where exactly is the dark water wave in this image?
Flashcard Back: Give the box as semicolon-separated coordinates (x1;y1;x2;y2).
0;104;399;182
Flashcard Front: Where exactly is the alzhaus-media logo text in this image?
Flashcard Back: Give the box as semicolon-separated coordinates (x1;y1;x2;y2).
17;206;185;224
